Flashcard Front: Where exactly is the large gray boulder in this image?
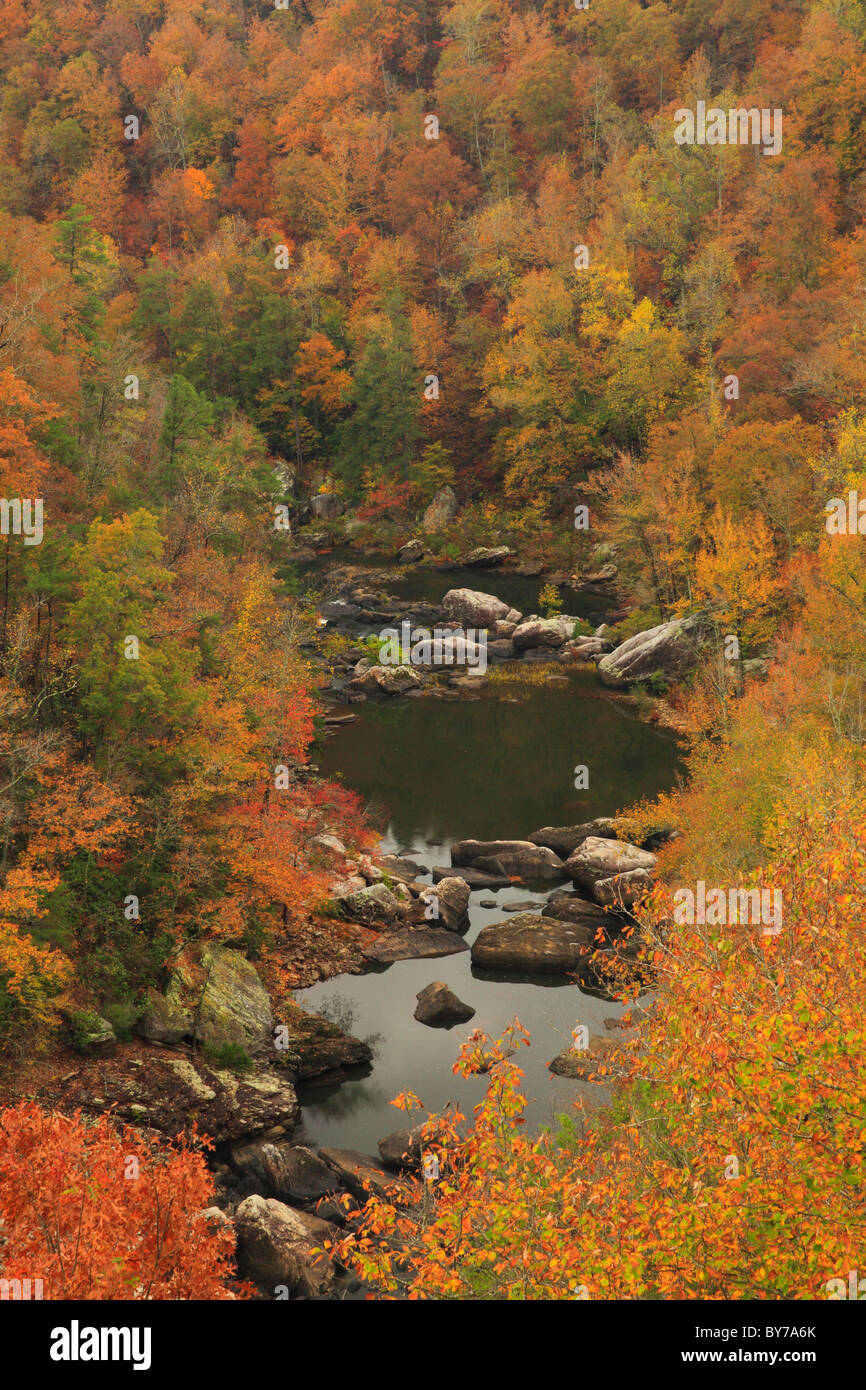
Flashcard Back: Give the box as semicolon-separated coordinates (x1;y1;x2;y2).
229;1142;337;1205
351;664;422;696
234;1194;337;1296
441;588;511;628
471;913;598;974
527;819;619;858
451;839;565;880
564;837;656;894
137;988;192;1045
309;492;345;520
511;616;573;650
139;943;274;1056
461;546;512;567
597;615;708;688
422;485;459;533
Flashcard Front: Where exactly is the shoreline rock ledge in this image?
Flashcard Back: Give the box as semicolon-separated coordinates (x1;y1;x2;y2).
450;839;566;880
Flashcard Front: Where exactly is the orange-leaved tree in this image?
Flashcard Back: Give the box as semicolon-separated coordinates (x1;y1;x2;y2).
0;1102;242;1299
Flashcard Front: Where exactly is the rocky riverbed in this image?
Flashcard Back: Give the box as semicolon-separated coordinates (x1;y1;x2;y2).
22;553;693;1300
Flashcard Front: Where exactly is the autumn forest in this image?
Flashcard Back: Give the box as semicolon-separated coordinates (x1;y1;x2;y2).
0;0;865;1328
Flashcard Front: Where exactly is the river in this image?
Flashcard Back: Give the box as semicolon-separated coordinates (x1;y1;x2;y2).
292;558;682;1155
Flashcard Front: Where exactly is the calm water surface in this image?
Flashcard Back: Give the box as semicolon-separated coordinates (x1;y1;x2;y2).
295;668;682;1156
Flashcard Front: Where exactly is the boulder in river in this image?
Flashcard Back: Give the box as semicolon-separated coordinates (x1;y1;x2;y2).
471;913;597;975
450;839;566;881
417;876;470;932
278;1003;372;1081
414;981;475;1027
234;1194;337;1297
511;616;573;650
461;546;513;567
527;818;619;858
440;587;511;628
350;664;422;696
362;928;470;963
542;893;624;933
564;836;656;893
597;614;708;688
377;1123;426;1169
549;1037;623;1080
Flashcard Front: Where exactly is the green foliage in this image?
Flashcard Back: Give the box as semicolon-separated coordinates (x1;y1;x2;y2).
634;671;670;696
203;1041;254;1074
63;510;200;755
66;1009;111;1054
100;1000;140;1043
607;607;664;643
538;582;563;617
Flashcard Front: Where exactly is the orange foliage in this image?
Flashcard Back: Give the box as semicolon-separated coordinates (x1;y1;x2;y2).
0;1102;241;1299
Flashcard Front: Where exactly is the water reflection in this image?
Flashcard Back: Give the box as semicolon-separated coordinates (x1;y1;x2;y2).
296;665;681;1156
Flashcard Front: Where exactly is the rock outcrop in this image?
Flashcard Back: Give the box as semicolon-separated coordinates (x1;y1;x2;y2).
422;486;459;533
597;615;708;688
564;836;656;896
139;943;274;1056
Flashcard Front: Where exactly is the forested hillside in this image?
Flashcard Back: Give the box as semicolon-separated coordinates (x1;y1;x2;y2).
1;0;866;1307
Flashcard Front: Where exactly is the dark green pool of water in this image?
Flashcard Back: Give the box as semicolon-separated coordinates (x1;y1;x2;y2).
290;547;616;622
295;668;681;1157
